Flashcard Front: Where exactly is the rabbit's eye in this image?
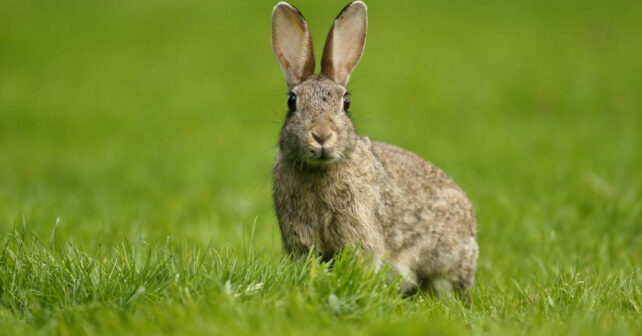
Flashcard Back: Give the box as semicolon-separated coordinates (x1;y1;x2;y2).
343;95;350;111
287;93;297;112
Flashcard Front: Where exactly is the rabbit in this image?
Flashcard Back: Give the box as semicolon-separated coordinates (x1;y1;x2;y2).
271;1;478;296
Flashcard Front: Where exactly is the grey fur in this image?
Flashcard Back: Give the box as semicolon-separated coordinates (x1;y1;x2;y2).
271;1;478;296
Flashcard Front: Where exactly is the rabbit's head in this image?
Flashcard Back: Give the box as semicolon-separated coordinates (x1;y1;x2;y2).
272;1;367;167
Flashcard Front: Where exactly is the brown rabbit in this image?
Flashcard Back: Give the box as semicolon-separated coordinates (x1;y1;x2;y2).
271;1;478;296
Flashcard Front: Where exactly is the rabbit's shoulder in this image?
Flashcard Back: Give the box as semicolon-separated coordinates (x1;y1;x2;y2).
370;141;458;195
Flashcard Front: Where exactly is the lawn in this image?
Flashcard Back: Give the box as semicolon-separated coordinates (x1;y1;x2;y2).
1;0;641;334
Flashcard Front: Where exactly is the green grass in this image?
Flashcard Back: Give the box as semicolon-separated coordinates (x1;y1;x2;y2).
1;0;641;334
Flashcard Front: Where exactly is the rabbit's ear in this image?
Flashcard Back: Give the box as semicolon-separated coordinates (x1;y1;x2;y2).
272;2;316;87
321;1;367;86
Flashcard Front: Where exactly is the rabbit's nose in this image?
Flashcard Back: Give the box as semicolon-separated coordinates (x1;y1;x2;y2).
311;129;334;146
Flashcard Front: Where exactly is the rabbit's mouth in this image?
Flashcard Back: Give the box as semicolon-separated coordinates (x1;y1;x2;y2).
306;147;340;166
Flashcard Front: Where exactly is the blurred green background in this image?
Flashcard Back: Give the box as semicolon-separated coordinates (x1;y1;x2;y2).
1;0;641;328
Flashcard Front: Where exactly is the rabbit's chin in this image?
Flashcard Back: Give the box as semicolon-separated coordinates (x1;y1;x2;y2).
301;148;343;167
305;156;339;167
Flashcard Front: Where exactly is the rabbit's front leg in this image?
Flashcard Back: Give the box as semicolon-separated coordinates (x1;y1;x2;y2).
278;217;318;258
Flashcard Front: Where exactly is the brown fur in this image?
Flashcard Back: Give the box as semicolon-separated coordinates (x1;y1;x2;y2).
271;1;478;296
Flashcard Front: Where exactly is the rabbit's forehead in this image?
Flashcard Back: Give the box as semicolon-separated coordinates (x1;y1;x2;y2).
294;79;345;102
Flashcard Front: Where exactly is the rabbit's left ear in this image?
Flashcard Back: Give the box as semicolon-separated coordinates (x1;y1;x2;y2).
272;2;316;88
321;1;368;86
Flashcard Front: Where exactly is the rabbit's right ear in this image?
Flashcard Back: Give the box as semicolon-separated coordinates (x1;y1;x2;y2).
272;2;315;88
321;1;367;86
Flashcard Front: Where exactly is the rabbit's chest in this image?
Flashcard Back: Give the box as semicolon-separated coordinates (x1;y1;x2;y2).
290;181;368;253
293;181;352;223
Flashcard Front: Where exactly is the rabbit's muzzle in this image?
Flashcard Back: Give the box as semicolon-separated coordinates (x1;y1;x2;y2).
306;121;339;163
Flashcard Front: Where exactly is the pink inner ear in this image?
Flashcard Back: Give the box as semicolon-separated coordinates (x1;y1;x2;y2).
331;27;362;83
276;26;304;71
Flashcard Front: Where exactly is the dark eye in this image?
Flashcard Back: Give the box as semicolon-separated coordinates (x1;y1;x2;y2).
287;93;297;112
343;95;350;111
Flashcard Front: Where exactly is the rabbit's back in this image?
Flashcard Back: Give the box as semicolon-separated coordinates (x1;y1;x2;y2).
370;141;475;238
370;141;478;290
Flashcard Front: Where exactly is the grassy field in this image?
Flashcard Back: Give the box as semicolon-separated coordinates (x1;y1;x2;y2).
1;0;641;334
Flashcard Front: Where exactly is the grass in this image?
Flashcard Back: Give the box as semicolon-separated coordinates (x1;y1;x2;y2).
1;0;641;334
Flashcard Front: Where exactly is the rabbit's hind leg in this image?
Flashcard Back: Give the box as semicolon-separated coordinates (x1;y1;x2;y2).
388;259;419;294
417;277;453;298
421;276;470;304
